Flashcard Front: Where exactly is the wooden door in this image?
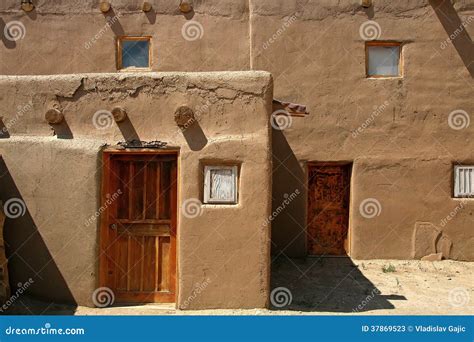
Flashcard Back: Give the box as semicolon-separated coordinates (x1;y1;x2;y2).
307;164;351;256
100;152;177;303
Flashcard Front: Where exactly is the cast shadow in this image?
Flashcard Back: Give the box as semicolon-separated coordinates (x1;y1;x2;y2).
271;256;401;312
181;121;207;151
117;116;140;142
50;121;73;139
430;0;474;77
271;128;306;258
182;9;195;20
103;8;125;36
25;7;37;21
361;5;374;19
0;157;77;314
0;18;17;49
0;118;10;139
145;8;157;24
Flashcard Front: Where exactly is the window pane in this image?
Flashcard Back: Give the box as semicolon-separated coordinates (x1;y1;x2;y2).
203;165;238;204
454;166;474;197
367;45;400;76
121;40;150;68
210;169;234;201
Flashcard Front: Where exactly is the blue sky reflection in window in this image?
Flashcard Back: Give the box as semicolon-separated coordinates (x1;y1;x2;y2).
121;40;150;68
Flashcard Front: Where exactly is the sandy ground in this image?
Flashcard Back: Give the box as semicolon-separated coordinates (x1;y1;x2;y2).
6;258;473;315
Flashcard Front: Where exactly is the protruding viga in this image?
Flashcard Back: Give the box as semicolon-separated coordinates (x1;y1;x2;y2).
111;107;127;123
45;108;64;124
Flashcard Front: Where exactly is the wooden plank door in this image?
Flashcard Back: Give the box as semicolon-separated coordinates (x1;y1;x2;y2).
307;164;351;256
100;152;177;303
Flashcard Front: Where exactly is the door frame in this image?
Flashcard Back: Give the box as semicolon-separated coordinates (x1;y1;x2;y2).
98;148;180;305
306;161;353;257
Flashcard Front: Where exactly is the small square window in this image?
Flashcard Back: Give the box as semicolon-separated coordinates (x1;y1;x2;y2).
117;37;151;70
454;165;474;198
366;42;401;77
203;165;238;204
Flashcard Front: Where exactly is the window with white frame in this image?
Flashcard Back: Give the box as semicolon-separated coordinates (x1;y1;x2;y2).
454;165;474;198
203;165;238;204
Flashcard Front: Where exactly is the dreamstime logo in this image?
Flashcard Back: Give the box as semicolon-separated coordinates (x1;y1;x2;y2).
440;16;473;50
270;287;292;308
182;198;203;218
3;198;26;219
92;110;114;130
0;278;34;313
181;278;212;309
262;14;298;50
84;12;122;49
181;21;204;41
92;287;115;308
263;189;300;227
440;200;466;228
353;288;381;312
359;20;381;41
448;110;470;130
3;21;26;41
84;189;122;227
352;101;389;138
271;110;292;130
176;101;211;133
359;198;382;219
448;287;470;307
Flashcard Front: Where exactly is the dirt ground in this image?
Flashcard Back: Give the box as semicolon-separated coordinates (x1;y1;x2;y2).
5;258;473;315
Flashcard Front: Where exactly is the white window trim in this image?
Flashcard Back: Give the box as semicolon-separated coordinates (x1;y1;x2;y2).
454;165;474;198
203;165;238;204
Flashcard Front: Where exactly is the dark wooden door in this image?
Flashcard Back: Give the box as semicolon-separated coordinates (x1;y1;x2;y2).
100;152;177;303
307;164;351;256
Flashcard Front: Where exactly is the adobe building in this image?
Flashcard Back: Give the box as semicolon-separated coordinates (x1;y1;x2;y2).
0;0;472;309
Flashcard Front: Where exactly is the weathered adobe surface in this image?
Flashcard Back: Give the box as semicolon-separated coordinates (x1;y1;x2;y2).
0;72;273;308
0;72;273;137
253;1;473;260
0;1;472;262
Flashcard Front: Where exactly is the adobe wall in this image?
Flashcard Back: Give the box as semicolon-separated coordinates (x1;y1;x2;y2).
252;0;474;260
0;0;472;262
0;0;250;74
0;71;273;308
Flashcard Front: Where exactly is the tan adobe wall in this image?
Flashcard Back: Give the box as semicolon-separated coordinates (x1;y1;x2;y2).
254;0;474;261
0;71;273;308
0;0;250;74
0;0;472;261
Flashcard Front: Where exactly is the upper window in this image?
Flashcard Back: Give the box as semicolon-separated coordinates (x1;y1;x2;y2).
454;165;474;198
117;37;151;70
366;42;402;78
203;165;239;204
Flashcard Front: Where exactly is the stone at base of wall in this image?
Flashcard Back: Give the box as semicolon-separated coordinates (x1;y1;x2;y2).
412;222;453;260
0;203;9;303
421;253;443;262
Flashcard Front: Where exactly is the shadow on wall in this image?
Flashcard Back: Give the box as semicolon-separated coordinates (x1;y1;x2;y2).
117;116;140;142
0;18;16;49
102;8;124;36
0;157;77;314
181;121;208;151
271;129;306;258
49;121;73;140
271;256;400;312
430;0;474;78
0;118;10;139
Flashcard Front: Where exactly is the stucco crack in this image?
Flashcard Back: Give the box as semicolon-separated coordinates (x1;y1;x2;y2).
55;77;87;103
